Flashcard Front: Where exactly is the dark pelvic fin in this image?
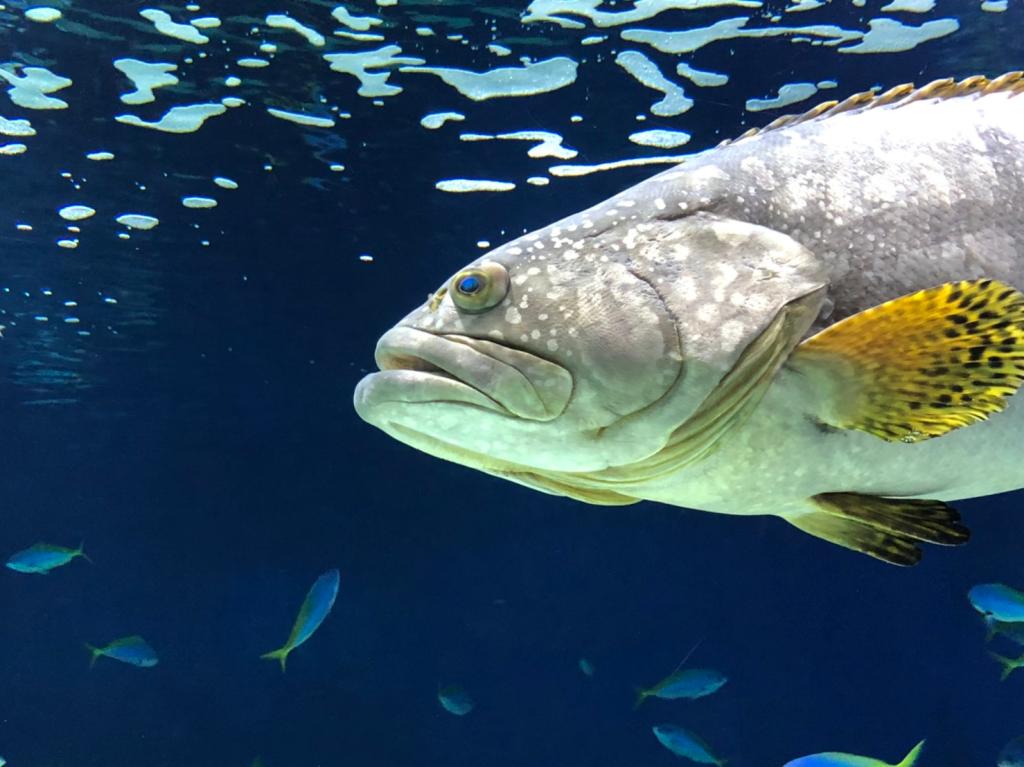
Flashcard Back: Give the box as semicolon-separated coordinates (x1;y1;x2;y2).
788;493;970;566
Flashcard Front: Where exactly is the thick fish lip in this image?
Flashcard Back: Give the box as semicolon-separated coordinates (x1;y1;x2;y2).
355;326;573;422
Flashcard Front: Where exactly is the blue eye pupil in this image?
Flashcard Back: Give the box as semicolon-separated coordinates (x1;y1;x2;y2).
458;275;482;294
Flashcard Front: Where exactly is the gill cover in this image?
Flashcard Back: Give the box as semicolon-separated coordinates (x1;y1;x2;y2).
510;212;830;500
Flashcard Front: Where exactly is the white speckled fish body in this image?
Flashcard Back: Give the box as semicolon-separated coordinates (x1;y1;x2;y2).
355;81;1024;560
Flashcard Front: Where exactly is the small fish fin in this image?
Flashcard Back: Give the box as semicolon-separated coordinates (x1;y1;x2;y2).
984;616;999;643
633;688;648;710
792;279;1024;442
85;643;101;669
260;647;290;672
789;492;969;565
989;650;1024;681
76;542;93;564
897;740;926;767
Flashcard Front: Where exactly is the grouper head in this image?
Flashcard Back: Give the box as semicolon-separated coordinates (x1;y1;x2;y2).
354;174;828;504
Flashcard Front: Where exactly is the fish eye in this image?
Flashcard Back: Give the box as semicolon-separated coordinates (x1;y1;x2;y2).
449;261;508;313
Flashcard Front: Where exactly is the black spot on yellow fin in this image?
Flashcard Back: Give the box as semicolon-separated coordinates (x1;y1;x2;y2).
794;279;1024;442
788;492;969;566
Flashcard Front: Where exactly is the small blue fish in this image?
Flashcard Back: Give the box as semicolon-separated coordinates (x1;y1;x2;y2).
783;740;924;767
579;657;595;677
999;735;1024;767
968;584;1024;623
86;635;159;669
652;725;725;766
636;668;728;708
261;569;340;671
6;541;90;574
438;684;474;716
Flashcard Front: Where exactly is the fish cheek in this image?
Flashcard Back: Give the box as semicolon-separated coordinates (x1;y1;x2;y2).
559;262;682;425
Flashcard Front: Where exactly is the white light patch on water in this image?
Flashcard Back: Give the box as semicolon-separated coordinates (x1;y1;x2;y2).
266;13;326;47
116;214;159;230
463;130;578;160
376;0;397;6
401;57;578;101
621;18;861;54
182;196;217;209
238;57;270;68
331;6;382;31
57;238;78;249
817;79;838;89
260;43;277;54
0;143;27;155
113;59;178;105
25;7;61;22
415;26;435;36
0;66;73;110
581;35;607;45
675;62;728;87
16;223;33;231
333;30;386;42
436;179;516;193
0;115;34;136
58;205;96;221
476;240;490;248
785;0;825;10
527;176;550;186
615;51;692;117
420;111;465;129
221;97;245;108
140;8;209;44
191;16;221;29
225;76;241;87
981;0;1007;10
324;46;425;97
487;44;512;56
840;17;959;53
330;163;345;172
523;0;761;28
267;107;335;128
86;151;114;160
116;102;226;133
629;129;691;148
549;154;690;177
746;81;818;111
880;0;935;11
214;176;238;189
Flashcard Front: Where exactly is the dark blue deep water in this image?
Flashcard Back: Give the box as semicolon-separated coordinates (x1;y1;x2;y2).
1;1;1023;765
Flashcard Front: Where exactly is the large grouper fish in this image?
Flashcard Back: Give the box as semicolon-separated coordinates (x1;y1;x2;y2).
354;73;1024;566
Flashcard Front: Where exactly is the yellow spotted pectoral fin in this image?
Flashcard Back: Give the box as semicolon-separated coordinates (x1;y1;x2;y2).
788;492;970;566
792;279;1024;442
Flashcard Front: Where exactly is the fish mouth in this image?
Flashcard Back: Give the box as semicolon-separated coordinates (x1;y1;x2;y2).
354;326;573;423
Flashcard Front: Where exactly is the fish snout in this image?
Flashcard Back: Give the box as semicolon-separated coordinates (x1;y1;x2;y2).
356;326;573;422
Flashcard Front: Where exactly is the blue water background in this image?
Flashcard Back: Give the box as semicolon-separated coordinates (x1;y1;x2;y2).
1;1;1023;765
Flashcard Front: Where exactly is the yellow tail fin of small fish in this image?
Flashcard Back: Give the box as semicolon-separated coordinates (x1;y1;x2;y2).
794;279;1024;442
989;651;1024;681
76;542;93;565
261;647;290;672
633;688;649;710
897;740;925;767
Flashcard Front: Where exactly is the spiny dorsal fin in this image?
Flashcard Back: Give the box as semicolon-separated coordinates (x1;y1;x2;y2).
717;72;1024;149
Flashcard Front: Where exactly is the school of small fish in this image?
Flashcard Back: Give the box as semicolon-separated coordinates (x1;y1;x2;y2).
9;533;1024;765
